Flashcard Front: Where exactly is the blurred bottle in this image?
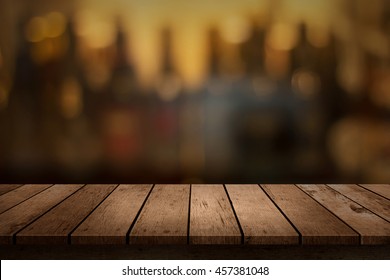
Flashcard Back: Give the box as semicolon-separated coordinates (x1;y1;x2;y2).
240;20;266;77
202;26;236;181
100;19;147;179
287;23;330;177
291;23;317;72
107;18;139;103
235;19;299;181
147;26;181;180
317;32;345;119
7;13;45;174
53;14;103;180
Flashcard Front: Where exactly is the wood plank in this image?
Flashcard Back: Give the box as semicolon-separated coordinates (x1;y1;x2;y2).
17;184;117;245
226;184;299;244
0;185;22;196
72;184;152;245
190;184;241;244
0;185;84;244
0;185;52;214
359;185;390;200
260;185;359;245
129;185;189;245
298;184;390;245
327;184;390;222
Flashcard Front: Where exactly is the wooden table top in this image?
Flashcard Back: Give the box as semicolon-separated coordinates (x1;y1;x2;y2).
0;184;389;245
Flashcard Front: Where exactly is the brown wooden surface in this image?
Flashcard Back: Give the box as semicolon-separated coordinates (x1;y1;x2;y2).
261;184;359;245
0;185;22;196
328;184;390;222
0;185;83;244
1;184;389;246
226;184;299;244
72;184;152;245
0;184;52;214
298;184;390;245
190;184;241;244
16;185;117;245
359;184;390;200
129;184;189;245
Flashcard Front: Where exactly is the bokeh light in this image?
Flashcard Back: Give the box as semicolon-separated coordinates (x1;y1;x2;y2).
0;0;389;183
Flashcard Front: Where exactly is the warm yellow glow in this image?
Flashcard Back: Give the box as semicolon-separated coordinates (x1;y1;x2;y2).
175;25;207;89
61;77;83;119
131;20;160;89
25;17;48;43
75;10;115;49
75;1;260;86
220;16;251;44
46;12;67;38
74;0;338;86
267;22;298;51
280;0;332;24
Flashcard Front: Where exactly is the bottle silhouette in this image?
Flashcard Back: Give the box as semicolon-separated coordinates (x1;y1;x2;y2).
203;26;235;181
290;23;317;72
8;13;45;175
240;20;266;76
108;18;138;104
100;18;149;181
147;26;181;181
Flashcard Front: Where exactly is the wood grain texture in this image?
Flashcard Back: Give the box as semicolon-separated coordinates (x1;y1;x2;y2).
0;185;22;196
0;185;52;214
298;184;390;245
72;184;152;244
190;185;241;244
0;185;83;244
359;185;390;200
129;185;189;245
327;184;390;222
226;184;299;245
261;185;359;245
16;184;117;245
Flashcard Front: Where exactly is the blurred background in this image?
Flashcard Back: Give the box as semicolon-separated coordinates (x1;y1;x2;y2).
0;0;389;183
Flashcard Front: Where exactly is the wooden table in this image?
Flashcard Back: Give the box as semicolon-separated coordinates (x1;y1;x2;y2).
0;184;389;246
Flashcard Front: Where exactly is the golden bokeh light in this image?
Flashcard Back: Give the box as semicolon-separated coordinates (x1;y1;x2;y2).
1;0;390;183
292;69;321;98
75;10;116;49
220;16;251;44
267;22;298;51
60;77;83;119
25;16;48;43
46;12;67;38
